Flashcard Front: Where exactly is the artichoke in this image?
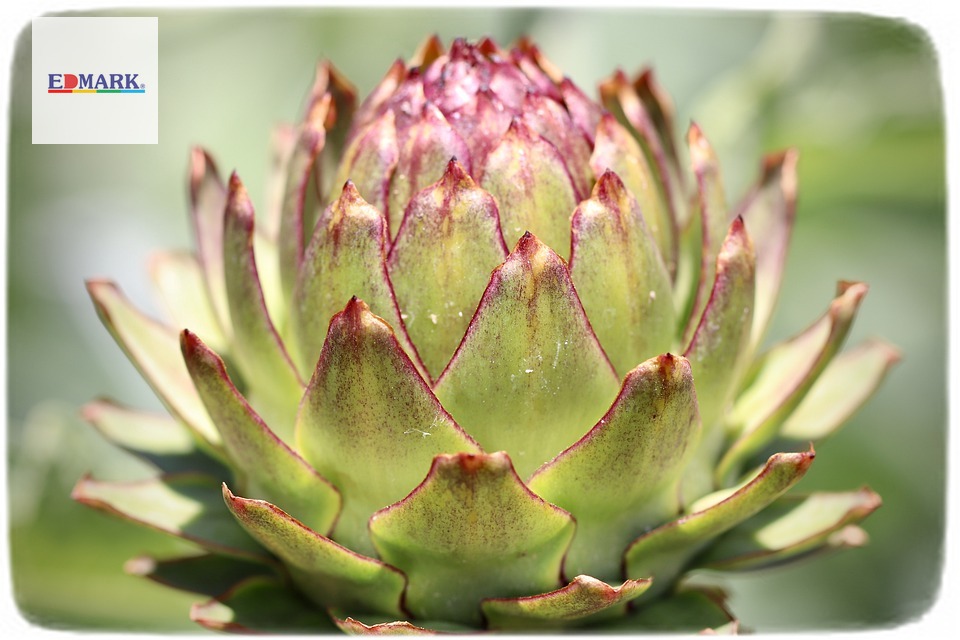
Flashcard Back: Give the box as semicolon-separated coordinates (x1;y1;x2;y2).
75;36;898;633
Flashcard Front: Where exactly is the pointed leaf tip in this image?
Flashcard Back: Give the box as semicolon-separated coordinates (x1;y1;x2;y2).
410;33;445;68
482;575;652;629
836;280;869;305
369;451;574;625
441;156;469;185
179;327;201;356
515;229;539;252
686;120;713;166
387;103;470;238
338;178;363;203
626;449;815;600
189;147;221;200
481;118;578;253
183;333;340;534
342;295;369;326
225;173;257;233
680;214;755;481
569;169;675;374
290;181;425;381
226;170;245;199
764;147;799;188
591;113;675;271
387;160;507;377
434;233;620;477
297;296;478;554
528;352;699;579
222;485;407;617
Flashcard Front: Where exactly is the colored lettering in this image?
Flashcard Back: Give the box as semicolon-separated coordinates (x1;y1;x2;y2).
46;72;146;93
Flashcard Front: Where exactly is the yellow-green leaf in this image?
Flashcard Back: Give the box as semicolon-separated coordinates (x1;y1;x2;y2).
369;452;574;626
296;298;480;556
433;233;620;478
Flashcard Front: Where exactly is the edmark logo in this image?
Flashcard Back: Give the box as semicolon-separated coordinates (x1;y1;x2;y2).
48;73;145;94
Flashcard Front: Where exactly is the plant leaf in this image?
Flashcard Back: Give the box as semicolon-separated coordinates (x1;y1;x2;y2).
617;587;738;633
223;486;407;617
368;452;575;626
290;181;424;381
736;149;799;353
278;97;327;305
560;78;603;146
387;158;508;378
72;474;268;561
480;118;578;256
82;398;229;476
460;89;515;175
409;34;445;68
388;104;471;240
520;92;593;200
482;575;651;630
332;109;399;226
600;69;683;238
569;170;676;375
182;330;341;535
718;282;868;484
682;218;755;409
148;250;227;353
125;552;277;597
777;339;900;444
433;233;620;478
624;449;814;601
85;280;221;452
187;147;231;334
190;576;336;633
253;228;287;341
634;69;686;214
350;59;405;139
681;122;731;346
528;353;700;579
679;217;755;501
222;173;304;437
697;487;881;572
591;114;674;274
296;297;480;555
311;60;358;201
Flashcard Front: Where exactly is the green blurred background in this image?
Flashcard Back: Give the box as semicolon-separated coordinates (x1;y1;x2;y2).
6;8;945;632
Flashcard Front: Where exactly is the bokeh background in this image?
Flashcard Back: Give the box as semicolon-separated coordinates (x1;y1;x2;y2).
6;8;945;632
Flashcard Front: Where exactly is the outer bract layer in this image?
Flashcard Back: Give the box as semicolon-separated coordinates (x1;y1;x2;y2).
78;36;896;633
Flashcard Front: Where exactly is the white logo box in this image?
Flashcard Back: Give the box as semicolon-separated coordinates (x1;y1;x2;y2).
32;17;158;144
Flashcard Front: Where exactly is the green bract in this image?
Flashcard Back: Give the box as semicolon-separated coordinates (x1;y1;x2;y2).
76;36;897;633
